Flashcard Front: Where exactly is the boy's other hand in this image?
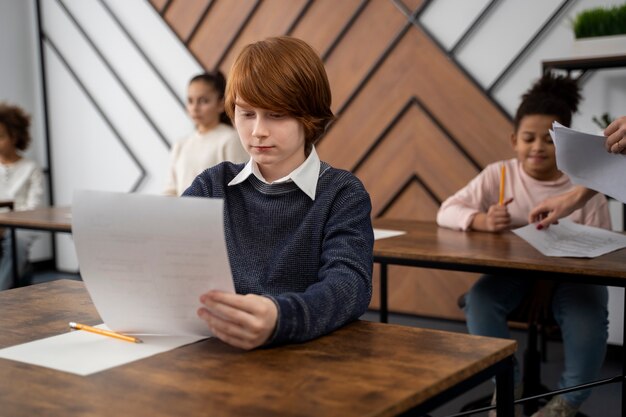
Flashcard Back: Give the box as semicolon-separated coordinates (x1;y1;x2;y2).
197;291;278;350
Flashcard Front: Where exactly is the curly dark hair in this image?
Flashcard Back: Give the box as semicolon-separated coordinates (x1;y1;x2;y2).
514;72;581;131
0;103;31;151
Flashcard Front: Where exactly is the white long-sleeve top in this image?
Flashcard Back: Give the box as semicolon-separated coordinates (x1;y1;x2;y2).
437;158;610;231
0;157;43;211
163;124;249;196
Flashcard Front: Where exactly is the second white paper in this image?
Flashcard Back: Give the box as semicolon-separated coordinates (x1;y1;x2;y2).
72;190;235;336
0;324;205;376
551;122;626;204
513;219;626;258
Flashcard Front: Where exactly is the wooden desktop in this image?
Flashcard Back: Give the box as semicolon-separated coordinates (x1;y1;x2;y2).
0;280;517;417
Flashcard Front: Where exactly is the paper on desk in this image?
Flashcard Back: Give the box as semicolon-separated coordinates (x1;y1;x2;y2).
551;121;626;203
0;324;204;376
373;228;406;240
513;219;626;257
72;190;235;336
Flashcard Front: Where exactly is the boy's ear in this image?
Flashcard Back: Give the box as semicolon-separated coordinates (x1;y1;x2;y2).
509;132;517;148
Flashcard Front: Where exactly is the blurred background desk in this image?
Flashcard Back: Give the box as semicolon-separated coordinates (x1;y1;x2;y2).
0;206;71;287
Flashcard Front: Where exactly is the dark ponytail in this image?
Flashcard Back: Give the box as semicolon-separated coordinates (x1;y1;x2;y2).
189;71;231;125
513;73;581;131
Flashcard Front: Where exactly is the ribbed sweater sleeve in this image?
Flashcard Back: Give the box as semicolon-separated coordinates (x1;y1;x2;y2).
268;176;373;344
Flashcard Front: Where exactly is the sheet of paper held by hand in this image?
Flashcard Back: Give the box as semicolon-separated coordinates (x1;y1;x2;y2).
513;219;626;257
0;191;236;375
72;190;235;336
551;121;626;204
0;191;235;375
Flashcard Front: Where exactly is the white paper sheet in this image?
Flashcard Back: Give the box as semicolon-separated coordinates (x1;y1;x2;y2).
72;190;235;336
551;121;626;204
0;191;234;376
0;324;204;376
373;228;406;240
513;219;626;257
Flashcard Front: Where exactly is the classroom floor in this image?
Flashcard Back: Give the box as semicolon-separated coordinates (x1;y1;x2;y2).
360;311;622;417
27;271;621;417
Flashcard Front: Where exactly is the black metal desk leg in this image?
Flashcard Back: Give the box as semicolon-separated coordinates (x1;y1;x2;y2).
380;263;388;323
622;287;626;417
496;355;515;417
9;228;18;288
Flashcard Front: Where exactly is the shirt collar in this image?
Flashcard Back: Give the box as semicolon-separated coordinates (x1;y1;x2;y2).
228;146;320;200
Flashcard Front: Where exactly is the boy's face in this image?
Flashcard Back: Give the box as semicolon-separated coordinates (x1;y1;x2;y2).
510;114;561;181
186;80;224;132
233;98;306;182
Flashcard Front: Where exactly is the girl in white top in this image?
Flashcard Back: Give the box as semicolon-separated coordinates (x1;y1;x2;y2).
0;103;43;290
164;72;249;196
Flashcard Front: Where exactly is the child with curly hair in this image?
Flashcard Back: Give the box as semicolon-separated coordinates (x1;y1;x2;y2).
0;103;44;290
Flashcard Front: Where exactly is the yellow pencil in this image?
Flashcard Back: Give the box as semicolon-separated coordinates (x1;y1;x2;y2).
69;322;143;344
499;164;506;205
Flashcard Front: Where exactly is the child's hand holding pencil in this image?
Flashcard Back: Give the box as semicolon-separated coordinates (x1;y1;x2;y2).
469;164;514;232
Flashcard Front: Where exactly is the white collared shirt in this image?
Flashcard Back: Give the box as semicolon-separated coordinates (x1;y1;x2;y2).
228;147;321;200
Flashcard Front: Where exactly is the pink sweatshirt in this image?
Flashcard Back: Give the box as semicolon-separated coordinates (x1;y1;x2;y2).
437;158;611;231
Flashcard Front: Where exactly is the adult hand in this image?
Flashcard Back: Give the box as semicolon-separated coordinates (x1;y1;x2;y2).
528;186;595;229
605;116;626;154
197;291;278;350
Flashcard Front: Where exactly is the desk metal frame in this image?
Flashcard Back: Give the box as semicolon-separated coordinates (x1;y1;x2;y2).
374;223;626;416
0;207;72;288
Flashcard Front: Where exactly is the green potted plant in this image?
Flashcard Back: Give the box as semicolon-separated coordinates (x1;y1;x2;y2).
570;4;626;56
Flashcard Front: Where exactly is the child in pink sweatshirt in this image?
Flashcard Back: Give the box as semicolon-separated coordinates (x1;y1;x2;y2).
437;73;610;417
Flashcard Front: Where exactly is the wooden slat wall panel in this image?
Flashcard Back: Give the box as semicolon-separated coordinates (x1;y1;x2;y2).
319;28;514;172
217;0;309;73
401;0;424;13
189;0;258;71
149;0;169;13
150;1;515;321
355;105;481;215
164;0;212;42
289;0;364;58
324;1;406;112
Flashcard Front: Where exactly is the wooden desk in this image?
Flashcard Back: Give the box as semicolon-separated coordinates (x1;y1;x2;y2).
373;219;626;322
0;206;72;287
0;206;72;232
0;200;14;210
0;280;517;417
373;218;626;415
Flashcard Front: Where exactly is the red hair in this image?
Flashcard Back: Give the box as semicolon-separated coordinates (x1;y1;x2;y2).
225;36;334;153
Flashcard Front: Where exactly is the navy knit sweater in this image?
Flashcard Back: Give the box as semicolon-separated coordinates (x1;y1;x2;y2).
183;161;374;345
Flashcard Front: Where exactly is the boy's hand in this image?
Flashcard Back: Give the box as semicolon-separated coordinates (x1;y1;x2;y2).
197;291;278;350
471;198;513;232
